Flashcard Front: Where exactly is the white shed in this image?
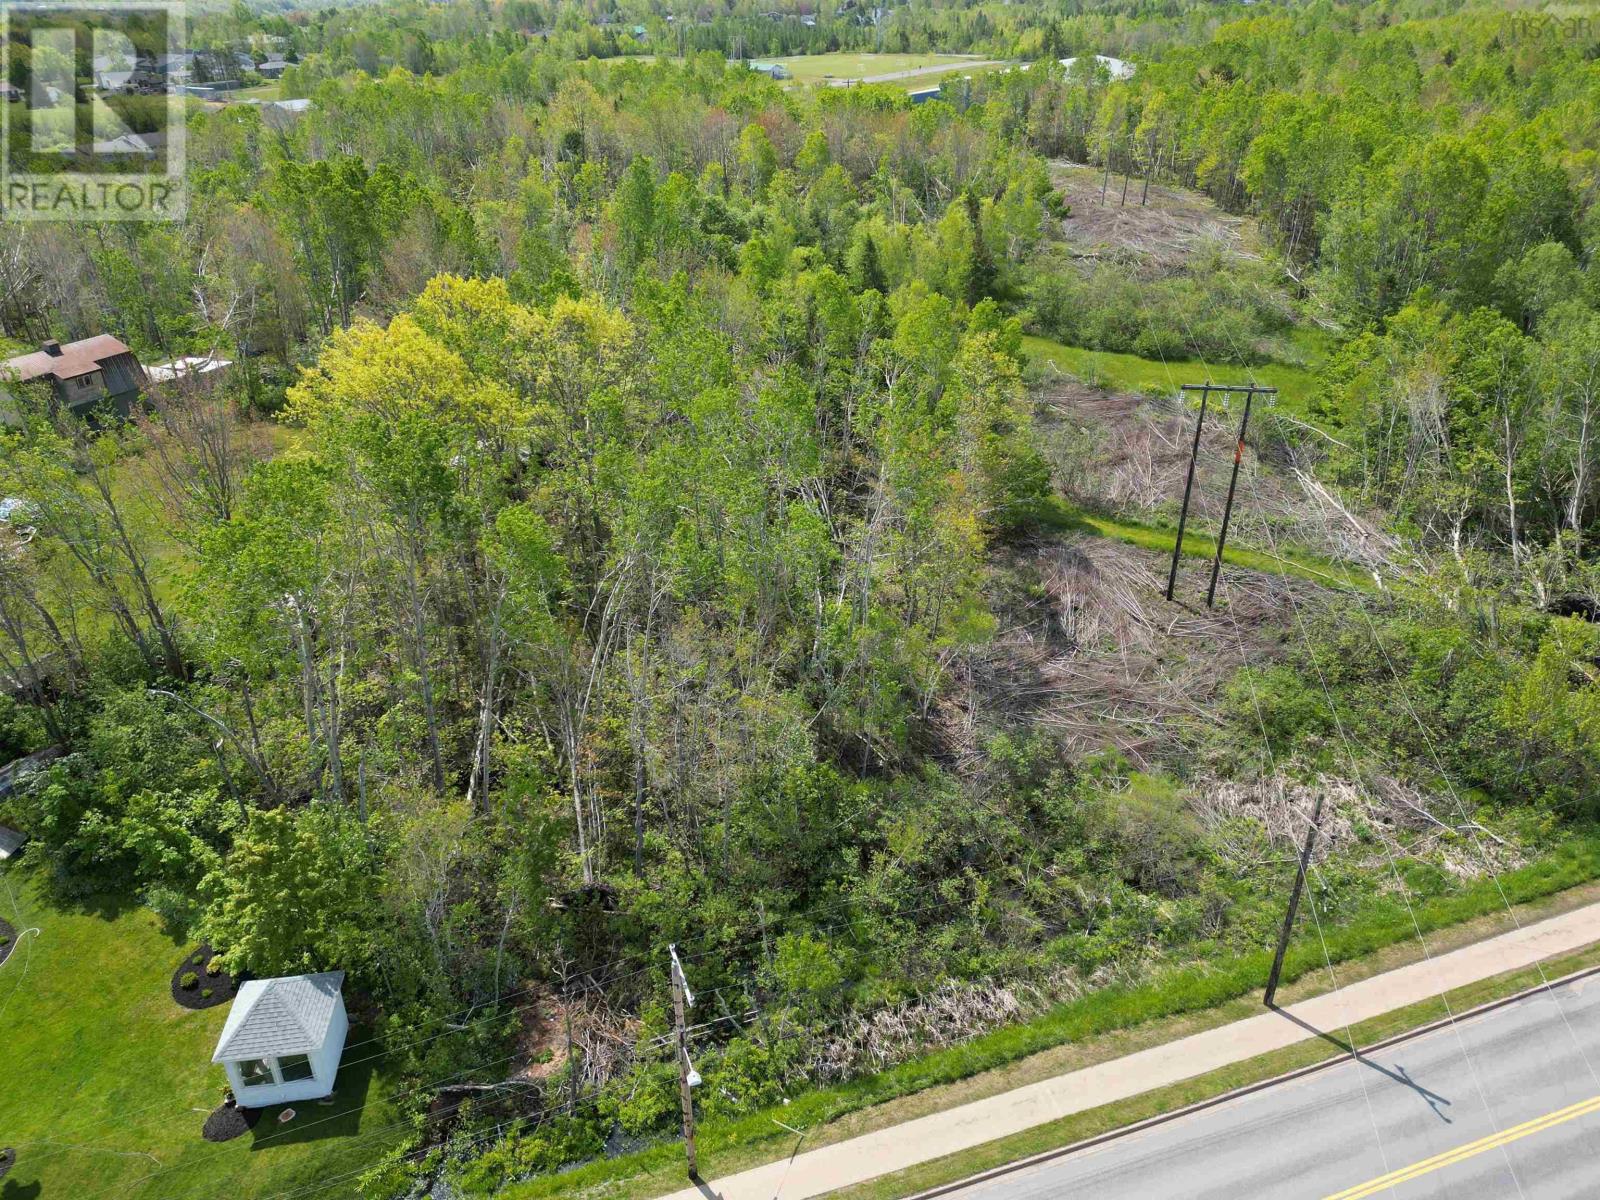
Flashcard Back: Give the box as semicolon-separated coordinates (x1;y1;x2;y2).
212;971;349;1107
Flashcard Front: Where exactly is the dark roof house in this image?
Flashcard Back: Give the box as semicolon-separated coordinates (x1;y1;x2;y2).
1;335;146;422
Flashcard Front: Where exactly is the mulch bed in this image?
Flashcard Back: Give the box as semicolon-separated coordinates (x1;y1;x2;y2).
0;915;15;969
171;943;246;1011
201;1101;260;1143
0;1145;14;1181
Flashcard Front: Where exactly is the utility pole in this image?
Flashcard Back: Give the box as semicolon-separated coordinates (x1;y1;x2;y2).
669;944;700;1178
1265;793;1325;1008
1167;383;1277;604
1205;384;1275;607
1166;383;1211;601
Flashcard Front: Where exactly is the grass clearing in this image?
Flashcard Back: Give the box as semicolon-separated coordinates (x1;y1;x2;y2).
502;838;1600;1200
767;53;985;84
1023;335;1321;418
1032;496;1376;593
0;863;405;1200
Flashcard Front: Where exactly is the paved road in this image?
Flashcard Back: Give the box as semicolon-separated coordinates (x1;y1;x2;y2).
952;974;1600;1200
668;907;1600;1200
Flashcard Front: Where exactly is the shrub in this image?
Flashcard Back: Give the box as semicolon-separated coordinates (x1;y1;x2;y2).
206;960;223;977
0;935;9;946
192;953;205;965
201;987;214;999
180;971;199;989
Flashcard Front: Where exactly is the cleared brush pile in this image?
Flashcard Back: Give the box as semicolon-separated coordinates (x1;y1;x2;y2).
1049;162;1250;275
1036;377;1400;577
957;534;1310;767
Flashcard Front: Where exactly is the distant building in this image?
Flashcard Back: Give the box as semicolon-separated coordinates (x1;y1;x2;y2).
748;61;791;79
1058;55;1135;81
256;56;291;78
0;824;26;860
908;85;942;103
90;130;166;157
1;336;146;422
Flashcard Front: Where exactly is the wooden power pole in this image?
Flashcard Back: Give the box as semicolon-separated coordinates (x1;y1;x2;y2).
669;944;700;1178
1206;384;1275;607
1265;793;1325;1008
1166;382;1276;605
1166;383;1212;602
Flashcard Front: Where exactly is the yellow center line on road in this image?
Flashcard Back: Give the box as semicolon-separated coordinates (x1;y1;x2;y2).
1323;1092;1600;1199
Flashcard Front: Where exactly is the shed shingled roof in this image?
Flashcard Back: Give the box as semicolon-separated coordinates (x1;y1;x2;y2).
211;971;345;1062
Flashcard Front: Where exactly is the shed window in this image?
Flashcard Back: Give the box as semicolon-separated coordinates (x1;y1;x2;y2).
237;1058;274;1087
279;1054;315;1083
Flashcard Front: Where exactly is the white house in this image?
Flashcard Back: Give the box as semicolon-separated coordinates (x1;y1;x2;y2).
212;971;349;1107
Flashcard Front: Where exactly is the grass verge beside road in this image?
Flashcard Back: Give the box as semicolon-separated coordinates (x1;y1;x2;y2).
505;838;1600;1200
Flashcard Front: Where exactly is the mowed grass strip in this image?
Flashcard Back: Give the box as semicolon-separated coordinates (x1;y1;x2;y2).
0;864;404;1200
1031;496;1377;593
767;52;984;83
1023;335;1321;419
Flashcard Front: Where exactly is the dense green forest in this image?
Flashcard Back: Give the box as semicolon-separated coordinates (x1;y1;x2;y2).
4;1;1600;1196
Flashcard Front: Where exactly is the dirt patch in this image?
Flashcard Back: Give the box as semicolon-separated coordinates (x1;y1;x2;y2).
0;916;15;969
510;985;566;1081
1051;161;1249;274
509;989;640;1094
202;1101;260;1142
171;943;246;1011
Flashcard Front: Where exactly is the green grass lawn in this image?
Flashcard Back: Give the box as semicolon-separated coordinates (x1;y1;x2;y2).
1022;335;1321;420
1033;496;1376;592
768;52;985;83
0;864;405;1200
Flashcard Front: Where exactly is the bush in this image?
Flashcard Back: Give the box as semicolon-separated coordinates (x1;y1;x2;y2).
201;987;214;999
0;935;9;946
192;953;205;965
180;970;199;989
206;959;223;977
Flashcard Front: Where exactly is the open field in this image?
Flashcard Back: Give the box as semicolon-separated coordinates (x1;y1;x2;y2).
766;52;987;83
0;864;404;1200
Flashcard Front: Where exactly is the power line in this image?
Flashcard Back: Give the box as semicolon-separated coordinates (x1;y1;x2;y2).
1212;567;1395;1175
106;889;971;1195
36;881;966;1162
1238;493;1532;1198
1198;300;1535;1190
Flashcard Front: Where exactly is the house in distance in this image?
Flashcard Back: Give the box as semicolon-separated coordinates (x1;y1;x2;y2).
0;335;147;423
211;971;350;1107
